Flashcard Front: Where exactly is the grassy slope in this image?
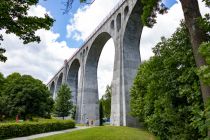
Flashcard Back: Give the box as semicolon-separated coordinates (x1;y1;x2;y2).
35;126;156;140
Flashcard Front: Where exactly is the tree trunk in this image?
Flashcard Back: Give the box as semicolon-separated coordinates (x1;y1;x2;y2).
180;0;210;136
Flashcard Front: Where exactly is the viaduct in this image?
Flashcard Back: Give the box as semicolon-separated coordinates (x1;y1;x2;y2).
47;0;143;126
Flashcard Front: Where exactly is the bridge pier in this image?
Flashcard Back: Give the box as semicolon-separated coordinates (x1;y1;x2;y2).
48;0;143;127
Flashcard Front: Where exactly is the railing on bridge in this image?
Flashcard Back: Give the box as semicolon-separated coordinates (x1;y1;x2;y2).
47;0;127;85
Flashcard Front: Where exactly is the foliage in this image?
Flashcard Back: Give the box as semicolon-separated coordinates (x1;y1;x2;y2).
0;119;75;139
140;0;167;27
0;96;7;122
197;14;210;85
99;101;104;126
0;0;54;62
100;85;111;119
197;13;210;135
130;23;207;139
54;84;73;119
63;0;94;13
0;73;5;91
0;48;6;62
36;126;156;140
1;73;54;120
71;106;76;120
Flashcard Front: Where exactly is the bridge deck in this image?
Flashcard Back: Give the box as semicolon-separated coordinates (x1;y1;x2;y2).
47;0;126;85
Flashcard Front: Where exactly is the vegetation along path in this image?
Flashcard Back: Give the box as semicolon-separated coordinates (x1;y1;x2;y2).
35;126;156;140
8;126;89;140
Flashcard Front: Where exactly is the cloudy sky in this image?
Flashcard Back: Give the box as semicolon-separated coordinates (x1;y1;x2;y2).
0;0;209;98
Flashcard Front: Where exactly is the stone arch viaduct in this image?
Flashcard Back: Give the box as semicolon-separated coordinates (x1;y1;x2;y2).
47;0;143;126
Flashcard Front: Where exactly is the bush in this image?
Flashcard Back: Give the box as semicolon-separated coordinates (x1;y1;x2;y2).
0;119;75;139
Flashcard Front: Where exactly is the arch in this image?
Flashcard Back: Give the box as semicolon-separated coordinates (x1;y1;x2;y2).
86;47;89;54
110;20;114;29
50;81;55;97
82;32;114;125
116;13;121;31
67;59;80;105
83;49;85;57
55;73;63;98
124;6;129;18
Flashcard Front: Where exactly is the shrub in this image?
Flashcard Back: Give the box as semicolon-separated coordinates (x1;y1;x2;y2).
0;119;75;139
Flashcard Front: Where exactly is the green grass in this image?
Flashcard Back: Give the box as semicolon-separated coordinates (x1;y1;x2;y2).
35;126;156;140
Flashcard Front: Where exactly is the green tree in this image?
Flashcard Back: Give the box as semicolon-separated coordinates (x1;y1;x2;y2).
101;85;112;119
197;14;210;136
140;0;210;118
130;23;206;139
2;73;54;119
0;73;5;91
99;101;104;126
54;84;73;120
99;85;111;125
0;95;7;122
0;73;7;121
0;0;54;62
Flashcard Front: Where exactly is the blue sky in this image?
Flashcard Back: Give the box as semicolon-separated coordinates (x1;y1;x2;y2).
39;0;83;48
3;0;208;98
38;0;177;49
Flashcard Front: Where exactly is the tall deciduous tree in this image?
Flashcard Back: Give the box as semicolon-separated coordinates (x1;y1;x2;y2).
2;73;54;119
140;0;210;108
99;85;112;125
131;23;206;139
54;84;73;120
99;101;104;126
0;0;54;62
140;0;210;136
100;85;112;119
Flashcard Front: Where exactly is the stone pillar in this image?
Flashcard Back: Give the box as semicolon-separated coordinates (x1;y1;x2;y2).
76;55;85;124
111;0;143;127
110;37;124;126
121;0;143;126
62;59;68;84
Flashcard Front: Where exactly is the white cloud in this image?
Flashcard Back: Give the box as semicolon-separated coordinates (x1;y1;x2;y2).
97;39;115;98
1;0;208;99
0;5;77;83
66;0;120;41
68;0;209;98
140;0;209;61
28;5;53;18
140;1;183;61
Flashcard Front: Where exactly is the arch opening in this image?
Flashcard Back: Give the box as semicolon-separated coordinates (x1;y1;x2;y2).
67;59;80;105
111;20;114;29
124;6;129;18
82;32;115;126
50;81;55;97
116;13;121;31
55;73;63;98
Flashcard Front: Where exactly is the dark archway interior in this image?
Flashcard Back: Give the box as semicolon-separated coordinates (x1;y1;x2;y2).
116;13;121;31
50;81;55;97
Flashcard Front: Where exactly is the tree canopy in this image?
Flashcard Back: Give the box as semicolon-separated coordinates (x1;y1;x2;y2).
0;0;54;62
1;72;54;120
100;85;112;119
54;84;73;120
130;23;207;139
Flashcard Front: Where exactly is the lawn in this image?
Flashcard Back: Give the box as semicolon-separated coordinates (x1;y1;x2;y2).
35;126;156;140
